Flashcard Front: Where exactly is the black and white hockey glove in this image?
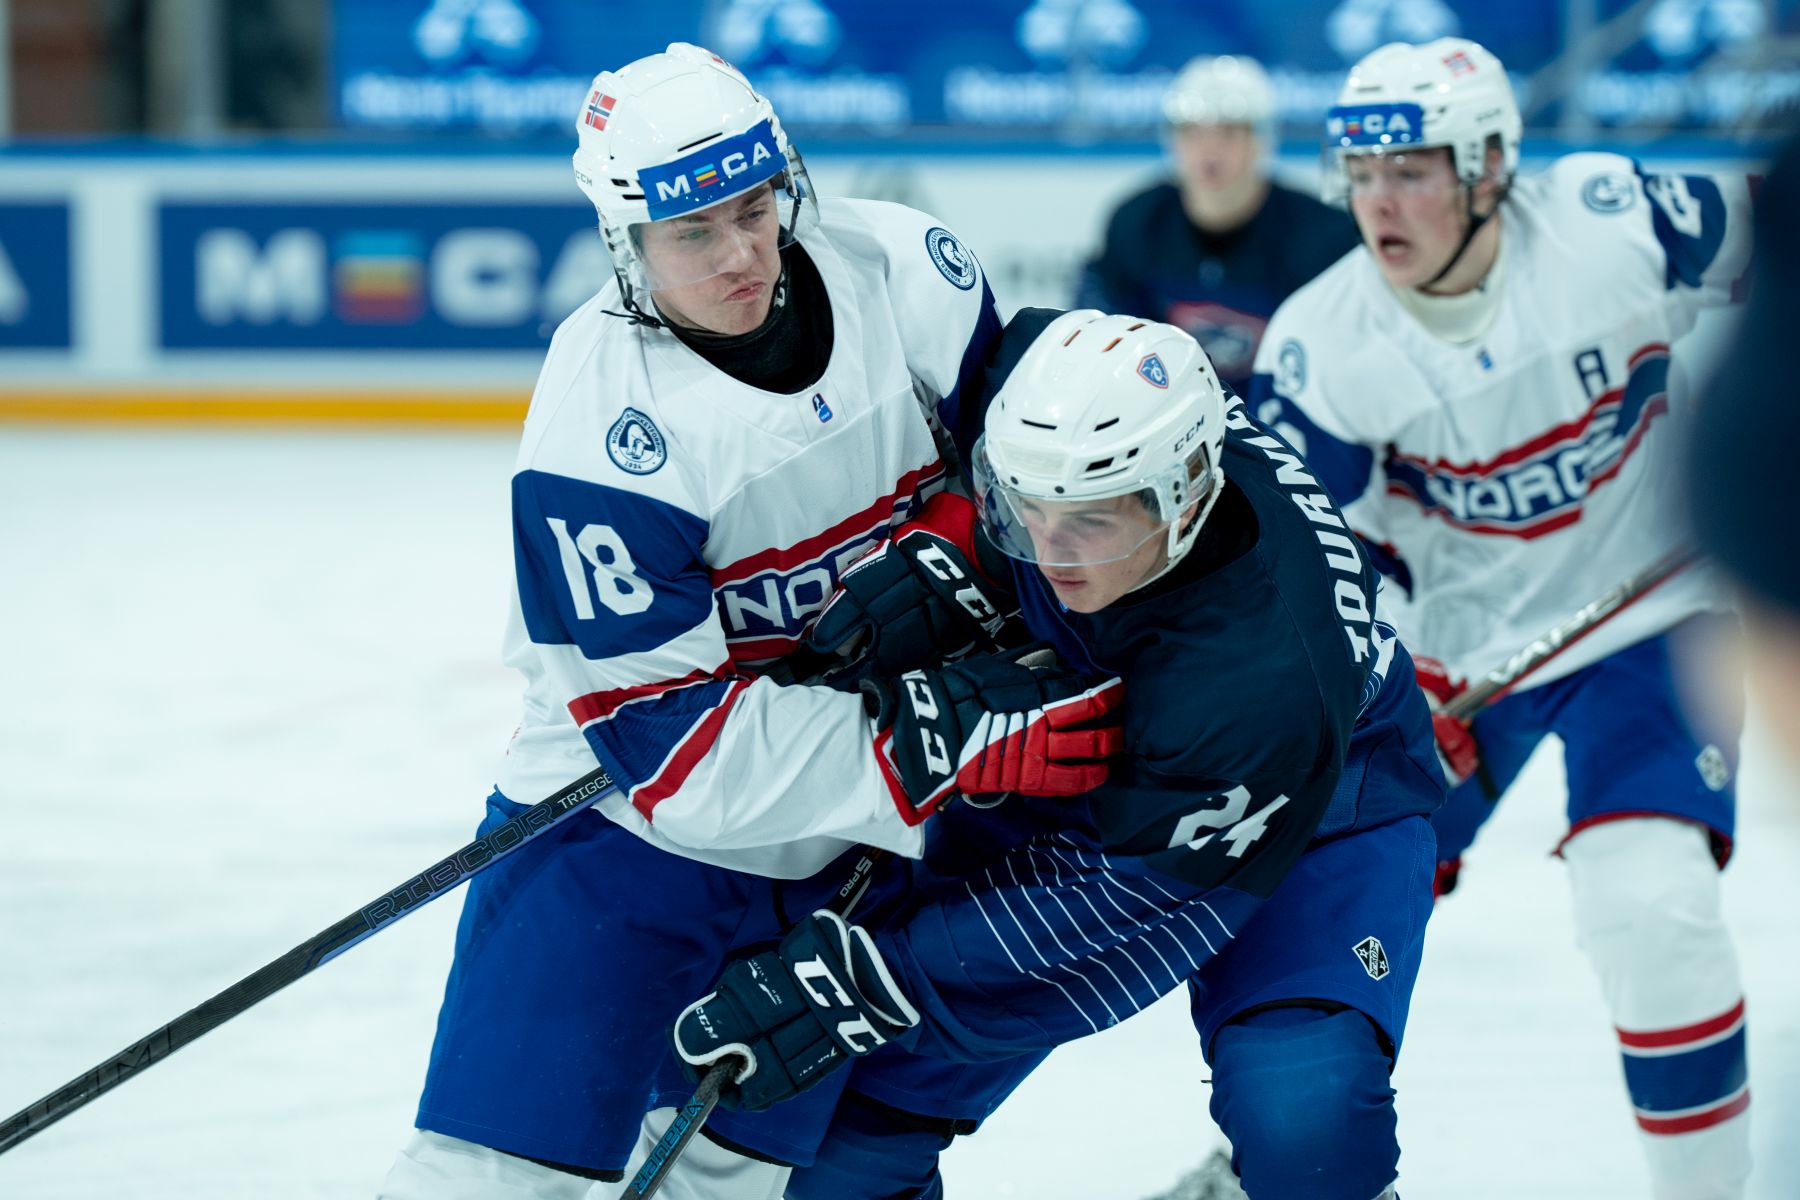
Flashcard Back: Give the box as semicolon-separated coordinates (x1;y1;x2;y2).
670;909;919;1112
808;493;1019;676
868;648;1124;822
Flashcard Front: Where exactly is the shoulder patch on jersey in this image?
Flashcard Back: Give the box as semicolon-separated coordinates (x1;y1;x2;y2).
1137;352;1170;388
1274;338;1307;396
924;226;977;290
1581;171;1637;214
1696;744;1731;791
606;407;667;475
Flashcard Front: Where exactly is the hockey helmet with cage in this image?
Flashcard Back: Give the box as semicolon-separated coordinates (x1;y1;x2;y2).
571;43;817;301
1321;37;1520;206
1163;55;1276;142
973;311;1228;581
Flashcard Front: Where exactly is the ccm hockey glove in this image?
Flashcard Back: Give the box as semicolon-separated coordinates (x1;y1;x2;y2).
808;493;1018;676
868;648;1124;821
670;910;919;1112
1414;656;1479;788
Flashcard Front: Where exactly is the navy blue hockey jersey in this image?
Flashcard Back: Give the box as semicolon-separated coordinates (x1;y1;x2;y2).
1077;181;1359;395
980;312;1444;896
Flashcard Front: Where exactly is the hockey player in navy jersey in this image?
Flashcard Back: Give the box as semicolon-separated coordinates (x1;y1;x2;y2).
671;311;1447;1200
1251;37;1755;1198
376;44;1125;1199
1077;55;1359;395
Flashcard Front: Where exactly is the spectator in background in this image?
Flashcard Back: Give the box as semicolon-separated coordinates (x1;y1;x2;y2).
1688;129;1800;770
1077;54;1359;396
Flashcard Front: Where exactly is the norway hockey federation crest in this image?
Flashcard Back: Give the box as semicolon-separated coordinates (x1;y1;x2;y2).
1137;353;1170;389
1353;936;1390;981
925;227;977;290
606;407;667;475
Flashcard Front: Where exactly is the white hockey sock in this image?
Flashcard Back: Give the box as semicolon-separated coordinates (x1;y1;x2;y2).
1564;818;1750;1200
588;1107;790;1200
377;1129;597;1199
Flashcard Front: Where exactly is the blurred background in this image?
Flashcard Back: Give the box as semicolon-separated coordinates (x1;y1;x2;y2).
0;0;1796;421
4;7;1800;1197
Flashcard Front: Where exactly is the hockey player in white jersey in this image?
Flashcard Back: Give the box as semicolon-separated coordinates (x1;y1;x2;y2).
377;43;1123;1199
1250;38;1753;1199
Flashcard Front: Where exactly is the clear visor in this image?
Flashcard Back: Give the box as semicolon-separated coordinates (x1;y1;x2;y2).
614;158;818;292
1320;146;1460;207
973;437;1196;569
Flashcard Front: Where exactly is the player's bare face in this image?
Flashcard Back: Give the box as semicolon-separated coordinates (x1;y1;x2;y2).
641;189;784;336
1346;150;1467;289
1017;495;1169;613
1173;122;1259;193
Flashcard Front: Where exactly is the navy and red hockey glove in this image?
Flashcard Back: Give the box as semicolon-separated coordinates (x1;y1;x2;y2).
1415;656;1479;789
808;493;1019;677
867;648;1124;822
670;909;919;1112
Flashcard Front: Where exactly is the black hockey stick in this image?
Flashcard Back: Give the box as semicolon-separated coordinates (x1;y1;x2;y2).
0;648;856;1159
624;842;894;1199
0;762;621;1156
1443;545;1701;722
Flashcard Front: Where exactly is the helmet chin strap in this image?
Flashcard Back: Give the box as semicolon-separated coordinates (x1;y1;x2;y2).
605;276;665;329
604;265;791;335
1418;179;1505;294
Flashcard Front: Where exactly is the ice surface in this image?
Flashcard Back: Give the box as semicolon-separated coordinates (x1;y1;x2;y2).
1;430;1794;1199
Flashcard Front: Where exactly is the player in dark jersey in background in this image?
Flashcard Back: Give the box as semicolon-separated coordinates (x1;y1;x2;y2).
1077;56;1359;396
673;311;1447;1200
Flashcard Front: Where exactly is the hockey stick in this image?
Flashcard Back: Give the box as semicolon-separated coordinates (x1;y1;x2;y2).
0;762;621;1156
625;844;892;1199
0;649;853;1159
1442;545;1702;722
633;555;1709;1196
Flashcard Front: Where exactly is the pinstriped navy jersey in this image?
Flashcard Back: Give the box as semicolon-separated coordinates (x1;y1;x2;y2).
497;198;1002;879
1006;397;1444;895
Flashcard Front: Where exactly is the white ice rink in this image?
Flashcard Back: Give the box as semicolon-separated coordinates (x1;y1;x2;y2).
2;429;1796;1199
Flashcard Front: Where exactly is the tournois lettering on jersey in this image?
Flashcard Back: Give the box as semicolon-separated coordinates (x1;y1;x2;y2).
636;118;785;220
1383;343;1671;538
1224;401;1378;666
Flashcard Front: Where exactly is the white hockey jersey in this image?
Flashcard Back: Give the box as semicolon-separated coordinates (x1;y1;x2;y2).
496;198;1001;878
1250;153;1752;691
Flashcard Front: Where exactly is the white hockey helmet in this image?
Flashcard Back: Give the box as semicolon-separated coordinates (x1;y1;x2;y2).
973;311;1228;574
1321;37;1520;205
1163;55;1275;138
571;42;817;295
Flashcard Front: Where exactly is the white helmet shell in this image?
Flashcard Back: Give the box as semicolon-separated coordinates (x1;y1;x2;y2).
1163;55;1275;131
975;311;1228;572
1323;37;1520;201
570;42;815;295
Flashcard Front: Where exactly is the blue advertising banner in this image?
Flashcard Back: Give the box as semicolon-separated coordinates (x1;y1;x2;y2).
159;201;607;350
333;0;1800;137
0;204;73;349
